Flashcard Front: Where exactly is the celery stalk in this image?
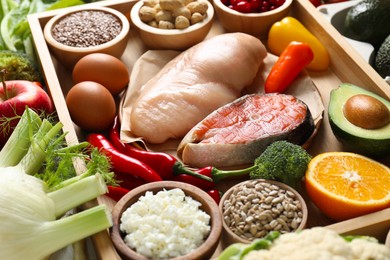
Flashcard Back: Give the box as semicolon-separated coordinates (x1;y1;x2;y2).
48;173;108;218
0;108;41;167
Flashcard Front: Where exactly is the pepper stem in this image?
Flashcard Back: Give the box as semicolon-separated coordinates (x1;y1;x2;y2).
1;69;9;100
172;162;213;182
211;165;257;183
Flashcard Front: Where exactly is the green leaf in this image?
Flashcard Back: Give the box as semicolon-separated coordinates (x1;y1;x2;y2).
47;0;85;10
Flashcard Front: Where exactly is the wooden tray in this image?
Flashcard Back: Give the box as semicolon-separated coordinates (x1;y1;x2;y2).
28;0;390;258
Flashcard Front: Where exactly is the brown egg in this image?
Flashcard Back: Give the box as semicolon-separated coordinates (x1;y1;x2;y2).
343;94;390;129
72;53;129;96
66;81;116;131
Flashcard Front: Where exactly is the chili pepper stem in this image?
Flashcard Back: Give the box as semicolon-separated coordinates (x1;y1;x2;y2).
172;162;213;182
211;165;257;183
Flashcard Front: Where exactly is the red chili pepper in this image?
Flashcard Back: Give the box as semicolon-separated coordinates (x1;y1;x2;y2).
108;119;127;154
172;173;215;191
109;117;212;182
87;133;163;183
114;171;147;190
265;41;314;93
206;188;221;204
106;186;130;202
193;166;213;179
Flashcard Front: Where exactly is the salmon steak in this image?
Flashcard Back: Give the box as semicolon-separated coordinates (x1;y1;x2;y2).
177;93;315;168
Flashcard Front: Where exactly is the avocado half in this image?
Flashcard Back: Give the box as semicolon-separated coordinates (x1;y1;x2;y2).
328;83;390;157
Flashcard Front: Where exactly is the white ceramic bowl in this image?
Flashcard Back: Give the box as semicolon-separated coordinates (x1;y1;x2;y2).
44;5;130;69
213;0;292;39
130;0;214;51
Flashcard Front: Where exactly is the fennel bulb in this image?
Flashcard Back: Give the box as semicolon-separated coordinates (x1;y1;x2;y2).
0;165;112;259
0;108;114;259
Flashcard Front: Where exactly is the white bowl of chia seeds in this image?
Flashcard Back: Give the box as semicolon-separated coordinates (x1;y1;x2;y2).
44;5;130;69
219;179;308;246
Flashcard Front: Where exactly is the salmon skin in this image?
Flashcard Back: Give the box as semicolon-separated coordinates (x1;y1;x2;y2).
177;93;315;168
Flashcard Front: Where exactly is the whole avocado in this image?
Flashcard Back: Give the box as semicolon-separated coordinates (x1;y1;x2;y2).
374;35;390;78
343;0;390;48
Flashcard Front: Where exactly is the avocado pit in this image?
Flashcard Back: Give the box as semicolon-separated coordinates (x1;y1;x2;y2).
343;94;390;129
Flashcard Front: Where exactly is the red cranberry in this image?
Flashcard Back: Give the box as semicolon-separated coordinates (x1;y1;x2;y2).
230;0;240;7
260;0;270;12
274;0;285;7
233;1;252;13
223;0;286;13
250;0;262;12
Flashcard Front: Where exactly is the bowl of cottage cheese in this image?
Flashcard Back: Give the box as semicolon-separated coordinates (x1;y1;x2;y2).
110;181;222;260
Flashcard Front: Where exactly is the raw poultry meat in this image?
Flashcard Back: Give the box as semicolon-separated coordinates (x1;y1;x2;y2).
130;32;267;144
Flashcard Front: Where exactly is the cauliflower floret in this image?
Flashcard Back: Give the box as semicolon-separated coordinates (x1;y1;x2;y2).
350;238;390;260
242;227;390;260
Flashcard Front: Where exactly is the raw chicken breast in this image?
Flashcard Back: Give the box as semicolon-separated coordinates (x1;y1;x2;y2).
130;33;267;144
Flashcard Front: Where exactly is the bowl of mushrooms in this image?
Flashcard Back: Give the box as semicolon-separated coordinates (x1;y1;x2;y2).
130;0;214;50
219;179;308;246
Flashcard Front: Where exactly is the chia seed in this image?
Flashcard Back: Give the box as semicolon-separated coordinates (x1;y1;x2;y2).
52;10;122;48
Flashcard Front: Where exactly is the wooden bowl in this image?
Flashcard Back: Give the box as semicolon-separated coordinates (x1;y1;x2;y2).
130;0;214;51
386;230;390;248
219;179;308;246
213;0;292;39
111;181;222;260
43;5;130;69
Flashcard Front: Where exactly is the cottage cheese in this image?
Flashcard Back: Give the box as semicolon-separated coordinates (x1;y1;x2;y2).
120;188;211;259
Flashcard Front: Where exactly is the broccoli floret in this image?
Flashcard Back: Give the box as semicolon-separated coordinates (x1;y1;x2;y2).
249;140;312;190
0;50;42;82
194;140;313;187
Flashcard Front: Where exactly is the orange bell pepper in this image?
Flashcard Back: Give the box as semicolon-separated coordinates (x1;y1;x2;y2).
267;16;330;71
265;41;314;93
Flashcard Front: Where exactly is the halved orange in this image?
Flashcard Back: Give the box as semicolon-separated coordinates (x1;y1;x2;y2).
305;152;390;221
